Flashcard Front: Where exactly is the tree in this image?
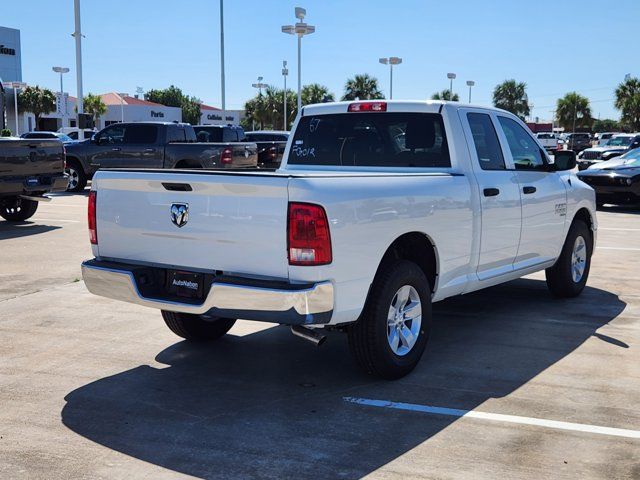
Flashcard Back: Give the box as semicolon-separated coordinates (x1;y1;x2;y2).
592;118;620;133
614;77;640;131
17;85;56;129
431;90;459;101
83;93;107;124
242;86;298;131
492;80;530;120
341;74;385;101
301;84;335;106
556;92;592;131
145;85;202;125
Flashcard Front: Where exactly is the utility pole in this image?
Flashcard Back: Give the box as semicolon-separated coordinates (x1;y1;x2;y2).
73;0;85;140
220;0;226;112
282;60;288;130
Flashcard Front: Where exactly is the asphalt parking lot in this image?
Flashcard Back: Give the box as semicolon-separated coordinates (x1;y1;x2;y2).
1;192;639;479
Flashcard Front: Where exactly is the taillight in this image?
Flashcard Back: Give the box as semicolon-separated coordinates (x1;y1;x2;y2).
268;146;277;160
348;102;387;112
88;190;97;245
288;202;332;266
221;147;233;164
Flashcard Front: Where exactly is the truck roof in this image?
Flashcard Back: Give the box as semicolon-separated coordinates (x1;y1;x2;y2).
301;100;508;116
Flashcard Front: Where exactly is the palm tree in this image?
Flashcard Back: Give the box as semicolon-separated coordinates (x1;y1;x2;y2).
341;74;385;101
492;80;530;120
556;92;592;131
17;85;56;130
614;77;640;131
83;93;107;125
301;84;335;106
242;87;298;131
431;90;459;101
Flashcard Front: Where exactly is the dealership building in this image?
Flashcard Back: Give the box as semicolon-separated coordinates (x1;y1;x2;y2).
1;25;241;135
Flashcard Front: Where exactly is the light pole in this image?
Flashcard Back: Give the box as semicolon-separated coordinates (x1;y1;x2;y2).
447;73;456;100
282;7;315;114
379;57;402;99
2;81;27;135
73;0;85;139
219;0;226;112
251;77;267;130
118;93;128;123
52;67;70;128
466;80;475;103
282;60;289;130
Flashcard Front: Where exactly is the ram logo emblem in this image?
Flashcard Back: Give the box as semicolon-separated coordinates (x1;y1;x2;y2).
170;203;189;228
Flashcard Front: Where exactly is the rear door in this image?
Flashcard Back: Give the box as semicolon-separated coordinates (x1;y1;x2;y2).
495;115;567;268
460;109;522;280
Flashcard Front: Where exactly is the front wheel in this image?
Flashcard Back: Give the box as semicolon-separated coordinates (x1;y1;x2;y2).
161;311;236;341
348;260;432;380
0;198;38;222
545;220;592;298
66;160;87;192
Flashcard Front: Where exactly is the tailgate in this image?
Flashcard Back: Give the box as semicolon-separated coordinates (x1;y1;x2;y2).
0;139;64;178
93;170;290;279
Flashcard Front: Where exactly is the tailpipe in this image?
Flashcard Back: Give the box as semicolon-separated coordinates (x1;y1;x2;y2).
291;325;327;347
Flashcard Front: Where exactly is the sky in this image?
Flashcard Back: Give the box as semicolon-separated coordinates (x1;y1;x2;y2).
4;0;637;121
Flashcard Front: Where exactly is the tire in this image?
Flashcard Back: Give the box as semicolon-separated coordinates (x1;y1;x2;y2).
0;198;38;222
348;260;432;380
66;159;87;192
161;310;236;341
545;220;592;298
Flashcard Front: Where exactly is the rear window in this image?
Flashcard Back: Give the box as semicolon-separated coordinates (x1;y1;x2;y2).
194;127;223;143
288;113;450;168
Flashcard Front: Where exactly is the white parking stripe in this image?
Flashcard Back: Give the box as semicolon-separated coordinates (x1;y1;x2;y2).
598;246;640;252
599;228;640;232
343;397;640;439
33;218;81;223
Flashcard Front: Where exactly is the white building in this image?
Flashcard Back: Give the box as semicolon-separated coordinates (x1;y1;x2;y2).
199;103;241;126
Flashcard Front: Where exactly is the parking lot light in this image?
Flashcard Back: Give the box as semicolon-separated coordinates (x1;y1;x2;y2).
379;57;402;100
282;7;315;113
53;67;70;128
466;80;475;103
282;61;289;130
2;81;27;135
447;73;456;101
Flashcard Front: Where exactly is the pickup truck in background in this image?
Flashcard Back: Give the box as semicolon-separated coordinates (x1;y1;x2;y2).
535;132;559;152
0;137;67;221
245;131;289;169
81;101;596;379
64;122;258;192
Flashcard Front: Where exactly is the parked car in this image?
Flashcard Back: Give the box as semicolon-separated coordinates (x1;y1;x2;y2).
0;137;67;221
81;100;596;380
577;148;640;206
20;131;74;143
245;131;290;168
562;132;592;152
594;132;618;146
535;132;559;152
577;133;640;169
64;122;258;192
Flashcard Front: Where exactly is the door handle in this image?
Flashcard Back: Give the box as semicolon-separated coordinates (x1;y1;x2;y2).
111;147;121;151
523;186;536;194
483;187;500;197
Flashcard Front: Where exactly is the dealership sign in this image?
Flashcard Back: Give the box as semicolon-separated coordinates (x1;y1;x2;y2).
0;45;16;56
151;110;164;118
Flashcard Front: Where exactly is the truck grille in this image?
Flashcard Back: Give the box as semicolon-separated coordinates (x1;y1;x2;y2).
581;150;601;160
580;175;614;186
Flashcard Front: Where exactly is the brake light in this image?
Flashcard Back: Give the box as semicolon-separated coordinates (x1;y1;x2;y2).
348;102;387;112
221;147;233;164
268;146;277;160
88;191;97;245
288;202;332;266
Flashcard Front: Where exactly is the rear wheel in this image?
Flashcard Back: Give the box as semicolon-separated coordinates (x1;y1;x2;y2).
0;198;38;222
348;260;432;379
545;220;592;298
66;160;87;192
161;310;236;341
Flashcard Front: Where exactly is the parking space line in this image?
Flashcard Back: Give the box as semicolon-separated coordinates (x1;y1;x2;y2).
599;228;640;232
343;397;640;439
33;218;81;223
597;246;640;252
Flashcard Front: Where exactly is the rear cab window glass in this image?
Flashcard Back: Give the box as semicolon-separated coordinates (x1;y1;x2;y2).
288;113;451;168
194;127;223;142
467;113;506;170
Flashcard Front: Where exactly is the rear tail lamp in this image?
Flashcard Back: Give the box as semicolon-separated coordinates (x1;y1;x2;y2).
268;146;277;161
88;190;97;245
288;202;332;266
221;147;233;164
348;102;387;112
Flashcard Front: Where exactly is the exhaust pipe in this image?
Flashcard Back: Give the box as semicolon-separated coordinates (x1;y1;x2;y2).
291;325;327;347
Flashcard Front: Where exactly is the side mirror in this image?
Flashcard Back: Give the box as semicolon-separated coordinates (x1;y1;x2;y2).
553;150;577;171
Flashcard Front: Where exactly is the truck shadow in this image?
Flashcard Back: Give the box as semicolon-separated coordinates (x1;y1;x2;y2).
61;278;625;479
0;222;61;240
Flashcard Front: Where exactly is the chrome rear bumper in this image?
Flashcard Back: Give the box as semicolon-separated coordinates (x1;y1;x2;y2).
81;259;333;325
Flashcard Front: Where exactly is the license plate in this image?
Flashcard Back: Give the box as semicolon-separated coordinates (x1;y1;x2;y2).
166;270;204;299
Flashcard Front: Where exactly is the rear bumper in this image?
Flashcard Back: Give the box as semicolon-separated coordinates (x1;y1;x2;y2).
0;173;68;196
81;259;333;325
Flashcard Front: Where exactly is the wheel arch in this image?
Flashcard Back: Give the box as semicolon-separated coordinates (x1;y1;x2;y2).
571;207;595;242
174;158;202;169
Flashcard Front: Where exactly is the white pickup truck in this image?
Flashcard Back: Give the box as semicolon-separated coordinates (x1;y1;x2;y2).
82;100;597;379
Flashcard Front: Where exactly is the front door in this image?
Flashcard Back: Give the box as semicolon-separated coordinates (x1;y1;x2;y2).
495;115;567;269
90;124;136;169
460;109;522;280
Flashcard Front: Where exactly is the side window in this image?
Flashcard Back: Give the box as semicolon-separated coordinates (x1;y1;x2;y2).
167;127;187;143
123;125;158;144
497;116;546;171
99;125;126;145
466;113;506;170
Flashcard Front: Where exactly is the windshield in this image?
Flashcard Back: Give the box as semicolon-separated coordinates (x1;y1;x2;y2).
607;136;633;146
288;112;451;168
